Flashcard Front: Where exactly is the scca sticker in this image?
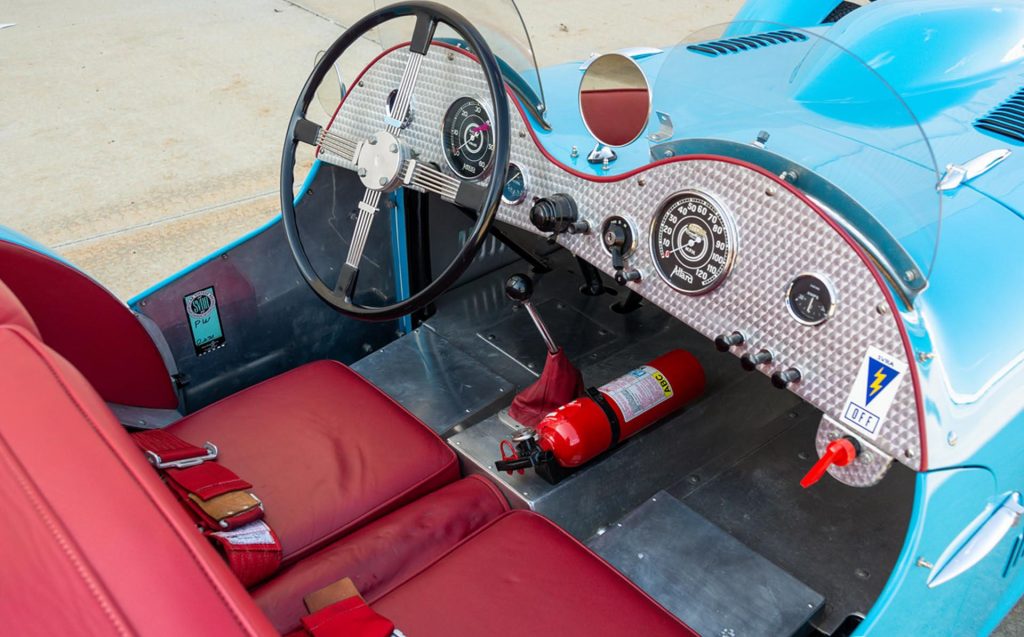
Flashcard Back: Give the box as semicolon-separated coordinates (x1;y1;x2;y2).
841;347;907;437
184;287;225;356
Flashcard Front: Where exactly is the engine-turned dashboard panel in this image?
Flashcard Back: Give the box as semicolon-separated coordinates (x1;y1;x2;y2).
324;44;922;482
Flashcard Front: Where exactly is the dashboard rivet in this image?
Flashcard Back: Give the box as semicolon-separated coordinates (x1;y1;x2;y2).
358;168;367;178
875;303;889;315
389;144;398;153
765;186;777;197
638;177;646;187
518;130;526;138
662;150;674;158
447;51;455;61
779;170;798;183
827;431;838;441
918;351;935;362
379;177;388;186
947;431;958;446
570;146;579;159
904;269;918;282
904;448;916;459
358;80;365;88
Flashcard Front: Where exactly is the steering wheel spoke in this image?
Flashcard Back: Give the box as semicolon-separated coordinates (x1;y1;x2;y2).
403;160;488;210
336;189;384;298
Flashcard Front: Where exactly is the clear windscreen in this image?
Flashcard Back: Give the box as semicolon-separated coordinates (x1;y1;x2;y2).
648;22;941;286
372;0;545;119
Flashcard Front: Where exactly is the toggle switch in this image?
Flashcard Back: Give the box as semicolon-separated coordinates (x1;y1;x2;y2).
800;436;860;488
740;349;773;371
771;368;802;389
714;331;745;352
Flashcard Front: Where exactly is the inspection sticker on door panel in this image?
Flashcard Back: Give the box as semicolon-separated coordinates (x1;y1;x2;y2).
599;365;674;422
841;347;907;437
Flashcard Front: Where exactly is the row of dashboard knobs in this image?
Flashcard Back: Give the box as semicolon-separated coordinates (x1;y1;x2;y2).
715;331;802;389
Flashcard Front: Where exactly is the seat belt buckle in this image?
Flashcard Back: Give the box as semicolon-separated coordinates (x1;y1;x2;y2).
145;441;219;470
189;490;264;528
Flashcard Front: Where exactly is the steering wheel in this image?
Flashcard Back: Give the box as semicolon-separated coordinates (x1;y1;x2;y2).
281;1;511;321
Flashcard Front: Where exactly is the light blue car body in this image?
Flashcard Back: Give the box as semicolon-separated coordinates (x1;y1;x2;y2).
2;0;1021;633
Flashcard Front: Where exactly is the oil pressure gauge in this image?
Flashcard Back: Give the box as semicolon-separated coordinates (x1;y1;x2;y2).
786;273;836;326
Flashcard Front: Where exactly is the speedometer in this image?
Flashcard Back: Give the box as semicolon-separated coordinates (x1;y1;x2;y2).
650;191;736;295
442;96;494;180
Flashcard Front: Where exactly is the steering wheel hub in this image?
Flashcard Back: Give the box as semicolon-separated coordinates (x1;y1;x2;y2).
355;130;407;191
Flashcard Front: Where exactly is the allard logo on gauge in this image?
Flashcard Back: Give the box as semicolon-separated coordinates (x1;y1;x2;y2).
651;191;737;295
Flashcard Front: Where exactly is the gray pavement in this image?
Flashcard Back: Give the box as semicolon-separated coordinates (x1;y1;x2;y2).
0;1;1021;634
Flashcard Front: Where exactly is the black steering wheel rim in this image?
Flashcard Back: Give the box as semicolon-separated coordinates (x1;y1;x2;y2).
280;1;511;322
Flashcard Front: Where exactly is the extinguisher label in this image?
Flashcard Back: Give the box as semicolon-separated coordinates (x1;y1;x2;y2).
599;365;674;422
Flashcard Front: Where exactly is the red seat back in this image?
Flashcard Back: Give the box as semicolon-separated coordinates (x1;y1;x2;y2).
0;324;275;636
0;240;178;408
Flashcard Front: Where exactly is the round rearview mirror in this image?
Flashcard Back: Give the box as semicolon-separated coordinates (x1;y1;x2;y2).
314;50;347;118
579;53;652;147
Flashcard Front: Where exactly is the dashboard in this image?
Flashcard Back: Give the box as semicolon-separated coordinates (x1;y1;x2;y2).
321;44;923;486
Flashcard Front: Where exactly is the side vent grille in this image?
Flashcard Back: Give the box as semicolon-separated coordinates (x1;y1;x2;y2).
1003;535;1024;578
975;88;1024;143
686;30;808;58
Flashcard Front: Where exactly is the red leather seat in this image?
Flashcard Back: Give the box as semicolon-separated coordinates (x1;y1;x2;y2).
0;282;698;636
165;360;460;562
369;510;696;637
0;239;178;408
0;322;276;636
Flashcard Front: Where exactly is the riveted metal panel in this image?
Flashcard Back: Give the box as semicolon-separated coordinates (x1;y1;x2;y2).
326;45;921;471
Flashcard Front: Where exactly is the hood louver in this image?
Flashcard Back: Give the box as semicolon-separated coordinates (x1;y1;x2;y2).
975;88;1024;143
686;30;808;58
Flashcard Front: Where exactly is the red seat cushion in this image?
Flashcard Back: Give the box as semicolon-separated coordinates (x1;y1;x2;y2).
371;510;698;637
167;359;459;563
0;277;40;338
254;475;509;632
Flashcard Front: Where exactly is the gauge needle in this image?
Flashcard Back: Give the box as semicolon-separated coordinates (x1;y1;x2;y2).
456;124;490;152
806;298;814;313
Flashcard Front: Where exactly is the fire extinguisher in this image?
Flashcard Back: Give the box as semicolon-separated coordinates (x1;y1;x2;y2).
496;349;705;483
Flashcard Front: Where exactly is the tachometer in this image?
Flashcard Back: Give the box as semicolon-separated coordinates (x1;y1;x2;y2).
442;96;494;180
650;191;736;295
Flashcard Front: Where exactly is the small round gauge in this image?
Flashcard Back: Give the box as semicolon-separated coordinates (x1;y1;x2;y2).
385;89;413;127
650;191;736;295
785;273;837;326
442;96;494;180
502;163;528;205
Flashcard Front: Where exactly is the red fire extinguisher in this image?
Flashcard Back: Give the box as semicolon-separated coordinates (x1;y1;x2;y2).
496;349;705;483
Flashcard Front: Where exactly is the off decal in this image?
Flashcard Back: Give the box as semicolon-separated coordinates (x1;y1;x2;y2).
841;346;907;437
184;286;225;356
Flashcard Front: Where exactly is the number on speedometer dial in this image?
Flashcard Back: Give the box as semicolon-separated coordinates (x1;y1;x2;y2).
442;96;494;180
650;191;736;295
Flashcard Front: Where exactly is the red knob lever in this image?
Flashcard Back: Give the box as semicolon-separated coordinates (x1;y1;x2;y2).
800;437;859;488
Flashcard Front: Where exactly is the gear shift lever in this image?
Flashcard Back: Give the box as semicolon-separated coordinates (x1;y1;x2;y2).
505;274;558;354
504;273;584;427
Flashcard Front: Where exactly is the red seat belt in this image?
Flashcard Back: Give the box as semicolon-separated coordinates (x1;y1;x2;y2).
301;597;396;637
132;429;282;586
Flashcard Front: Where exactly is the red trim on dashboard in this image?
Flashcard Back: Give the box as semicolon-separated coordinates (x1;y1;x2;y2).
333;39;929;470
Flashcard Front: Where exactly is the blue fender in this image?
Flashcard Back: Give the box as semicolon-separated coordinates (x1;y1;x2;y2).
726;0;839;36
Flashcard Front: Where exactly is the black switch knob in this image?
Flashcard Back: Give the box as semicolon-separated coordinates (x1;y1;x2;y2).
714;331;745;352
740;349;773;371
771;368;802;389
504;273;534;302
614;269;642;284
530;194;580;234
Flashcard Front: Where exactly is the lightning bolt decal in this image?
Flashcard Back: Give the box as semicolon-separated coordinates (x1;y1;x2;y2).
869;368;887;398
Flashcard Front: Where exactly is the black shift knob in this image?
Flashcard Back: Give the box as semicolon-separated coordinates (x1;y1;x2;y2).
504;274;534;302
